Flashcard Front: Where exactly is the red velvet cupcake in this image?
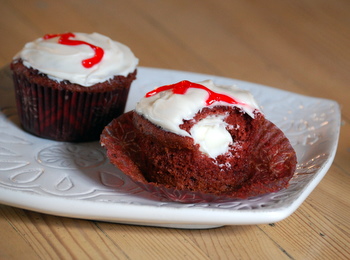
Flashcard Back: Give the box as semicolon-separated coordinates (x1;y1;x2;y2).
11;32;138;142
101;80;297;202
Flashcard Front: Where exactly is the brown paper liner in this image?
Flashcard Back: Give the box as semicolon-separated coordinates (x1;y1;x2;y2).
11;65;134;142
101;111;297;203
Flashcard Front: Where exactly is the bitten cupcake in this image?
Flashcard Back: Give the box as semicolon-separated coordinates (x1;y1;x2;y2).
11;32;138;142
101;80;297;202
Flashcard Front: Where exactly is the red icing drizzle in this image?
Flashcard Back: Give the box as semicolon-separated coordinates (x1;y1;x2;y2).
145;80;245;106
43;33;104;68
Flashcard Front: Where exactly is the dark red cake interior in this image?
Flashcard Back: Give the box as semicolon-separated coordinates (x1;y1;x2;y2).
101;107;297;201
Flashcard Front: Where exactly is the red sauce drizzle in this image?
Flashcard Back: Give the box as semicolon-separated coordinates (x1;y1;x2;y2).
145;80;244;106
43;32;104;68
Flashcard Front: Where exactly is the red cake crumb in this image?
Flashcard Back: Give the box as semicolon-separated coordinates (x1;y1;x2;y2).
101;106;297;200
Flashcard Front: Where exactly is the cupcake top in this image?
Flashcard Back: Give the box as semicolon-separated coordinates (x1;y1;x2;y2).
13;32;138;87
135;80;261;158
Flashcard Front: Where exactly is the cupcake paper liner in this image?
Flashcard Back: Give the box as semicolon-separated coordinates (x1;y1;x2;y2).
12;72;131;142
101;111;297;203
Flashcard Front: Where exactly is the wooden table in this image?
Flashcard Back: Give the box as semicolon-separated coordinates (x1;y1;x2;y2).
0;0;349;259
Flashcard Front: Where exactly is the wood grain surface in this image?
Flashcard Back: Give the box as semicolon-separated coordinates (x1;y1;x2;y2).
0;0;349;259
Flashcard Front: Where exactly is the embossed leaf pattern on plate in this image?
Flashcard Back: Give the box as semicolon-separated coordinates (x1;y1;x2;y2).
37;144;106;169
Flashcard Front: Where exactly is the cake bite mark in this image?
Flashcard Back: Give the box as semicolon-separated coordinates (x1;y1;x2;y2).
43;32;104;68
145;80;246;106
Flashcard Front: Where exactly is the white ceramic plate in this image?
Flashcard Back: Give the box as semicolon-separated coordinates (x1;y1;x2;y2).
0;66;340;229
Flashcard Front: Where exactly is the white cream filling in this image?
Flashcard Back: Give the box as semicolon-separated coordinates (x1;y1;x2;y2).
190;115;233;158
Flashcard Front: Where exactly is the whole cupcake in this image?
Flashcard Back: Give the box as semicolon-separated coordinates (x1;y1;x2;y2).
11;32;138;142
101;80;297;201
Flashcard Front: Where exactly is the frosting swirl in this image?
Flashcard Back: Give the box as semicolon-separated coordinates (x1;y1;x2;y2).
14;32;138;87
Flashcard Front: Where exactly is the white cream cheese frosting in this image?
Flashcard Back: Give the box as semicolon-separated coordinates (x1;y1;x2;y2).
14;32;138;87
135;80;261;158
